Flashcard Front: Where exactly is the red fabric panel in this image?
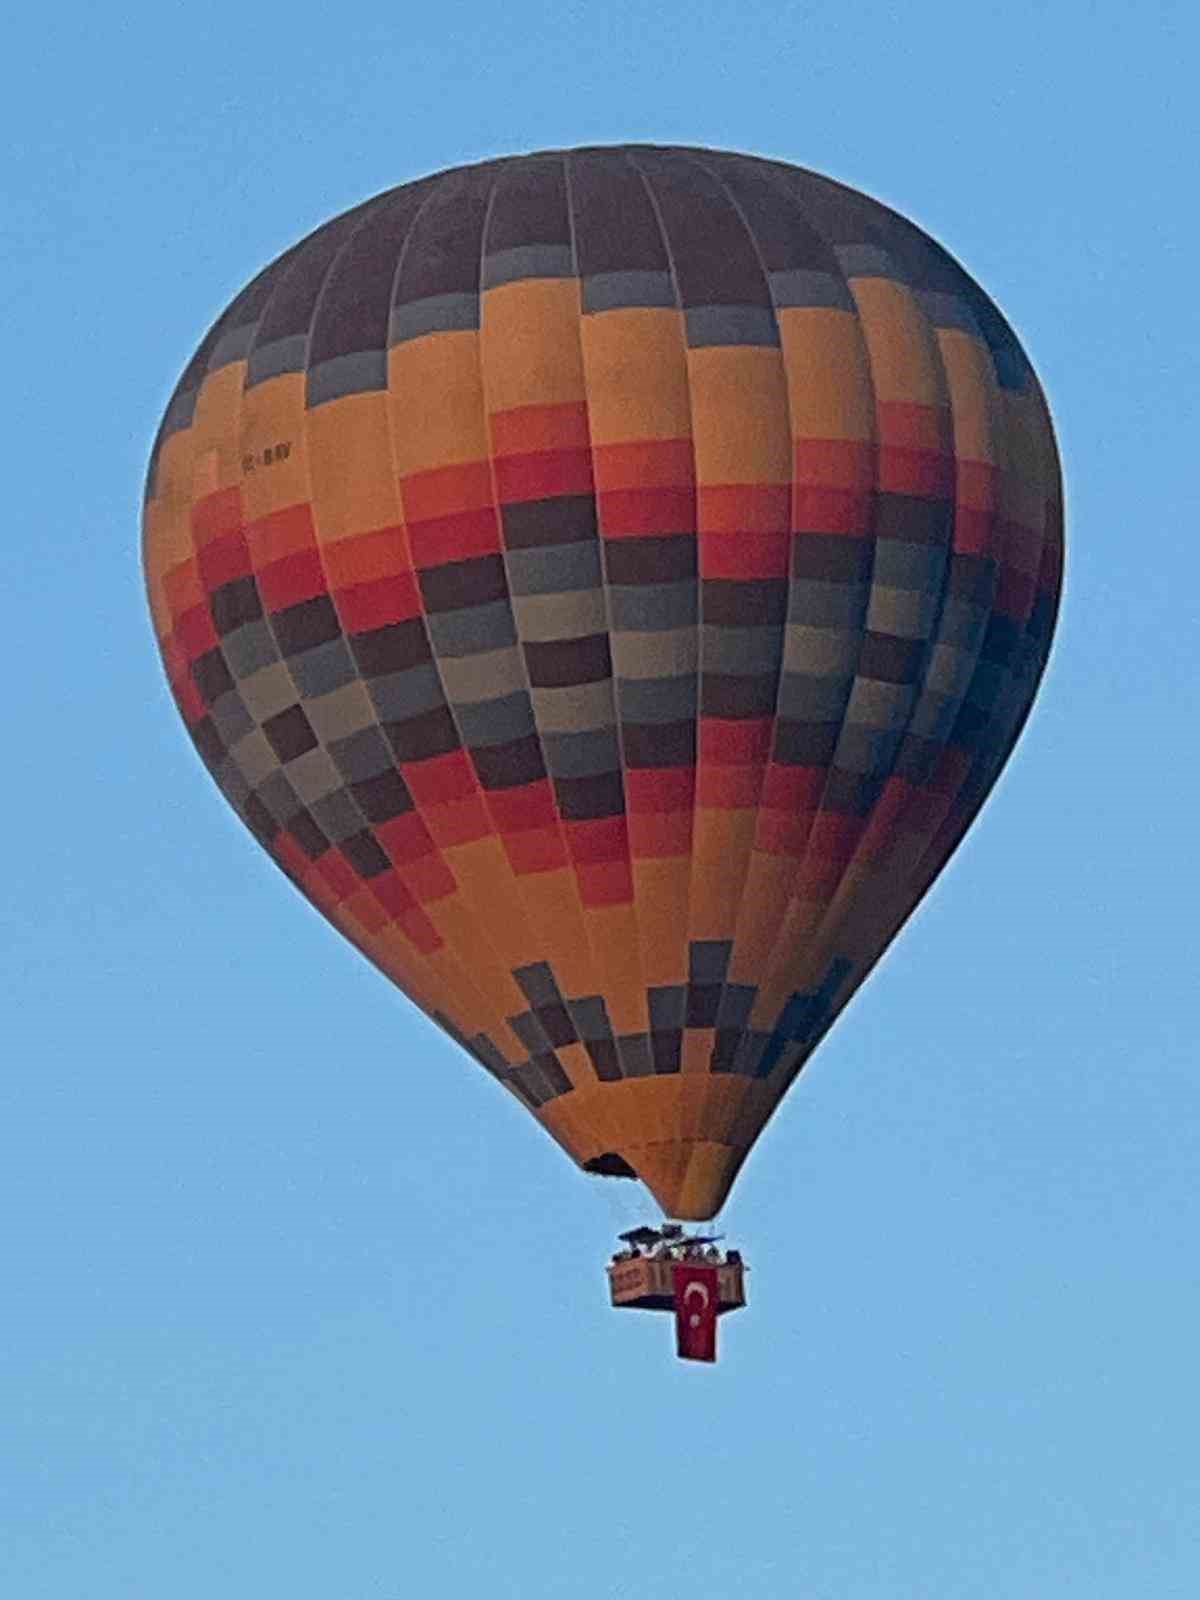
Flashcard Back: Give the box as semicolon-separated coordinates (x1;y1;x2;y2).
397;904;442;954
375;810;437;863
699;483;790;534
625;766;695;813
405;750;478;806
490;402;591;456
198;531;253;589
700;718;773;764
597;486;696;538
700;530;790;579
257;549;328;612
425;790;496;851
494;448;594;503
400;460;496;521
320;524;409;589
371;870;416;918
407;507;501;567
878;446;955;498
313;850;360;902
485;779;559;833
792;438;874;490
174;603;218;661
576;857;634;907
335;571;424;632
697;765;763;808
565;815;629;864
191;487;242;546
245;502;318;567
628;809;693;858
502;825;569;875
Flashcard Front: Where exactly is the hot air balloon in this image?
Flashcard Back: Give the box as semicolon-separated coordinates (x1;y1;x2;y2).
143;146;1062;1240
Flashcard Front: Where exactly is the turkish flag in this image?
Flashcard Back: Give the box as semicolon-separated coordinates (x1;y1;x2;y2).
672;1263;719;1363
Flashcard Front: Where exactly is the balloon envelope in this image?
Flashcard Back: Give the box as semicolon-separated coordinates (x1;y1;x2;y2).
143;147;1062;1219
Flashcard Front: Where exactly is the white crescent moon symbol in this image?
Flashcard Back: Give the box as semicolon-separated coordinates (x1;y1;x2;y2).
683;1282;711;1311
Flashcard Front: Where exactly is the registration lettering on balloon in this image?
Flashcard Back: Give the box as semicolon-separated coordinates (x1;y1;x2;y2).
240;442;292;474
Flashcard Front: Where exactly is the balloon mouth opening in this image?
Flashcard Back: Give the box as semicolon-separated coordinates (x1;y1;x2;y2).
583;1152;638;1179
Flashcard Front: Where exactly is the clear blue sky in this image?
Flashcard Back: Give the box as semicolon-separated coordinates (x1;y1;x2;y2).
4;2;1197;1595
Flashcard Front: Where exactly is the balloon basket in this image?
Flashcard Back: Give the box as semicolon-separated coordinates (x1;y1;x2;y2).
606;1227;746;1362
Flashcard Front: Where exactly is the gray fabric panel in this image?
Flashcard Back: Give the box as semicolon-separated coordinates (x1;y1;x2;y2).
236;661;298;721
770;1039;806;1078
283;746;343;803
209;690;254;747
866;587;941;639
389;292;479;345
609;580;696;632
511;587;608;641
455;691;537;747
783;624;862;676
776;670;855;721
609;629;698;677
229;728;279;789
513;961;560;1007
289;638;359;698
871;540;947;589
329;725;396;783
582;270;676;313
530;680;615;733
505;541;603;596
732;1031;770;1076
541;728;622;778
309;787;366;843
685;304;779;348
991;342;1032;392
924;642;979;699
833;724;900;775
617;674;695;722
835;243;899;280
963;658;1006;707
437;645;527;703
700;624;783;675
787;580;869;628
769;268;854;311
223;620;279;679
908;689;959;741
370;662;446;721
304;681;377;744
160;387;198;439
508;1013;550;1053
843;678;914;731
717;985;756;1027
306;349;388;407
256;769;304;823
214;757;252;809
937;596;991;650
426;600;517;657
568;995;614;1041
246;333;308;387
475;1036;511;1077
648;985;687;1029
917;290;981;335
690;940;732;982
209;321;257;372
482;244;574;289
616;1034;655;1077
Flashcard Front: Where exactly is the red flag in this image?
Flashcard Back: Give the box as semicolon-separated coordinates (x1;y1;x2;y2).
673;1263;719;1362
